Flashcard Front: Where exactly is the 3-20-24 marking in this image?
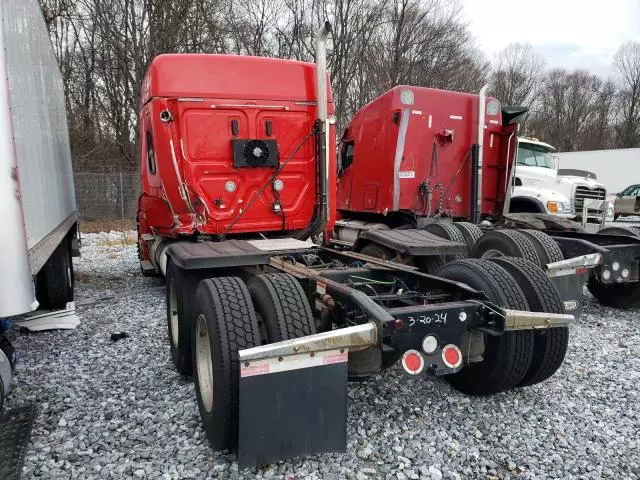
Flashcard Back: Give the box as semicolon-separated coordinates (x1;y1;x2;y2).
407;312;447;327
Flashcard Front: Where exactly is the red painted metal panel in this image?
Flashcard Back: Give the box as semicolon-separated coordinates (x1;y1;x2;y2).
337;85;517;220
138;54;335;240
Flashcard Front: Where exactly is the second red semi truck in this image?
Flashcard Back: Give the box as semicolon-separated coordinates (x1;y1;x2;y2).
135;23;640;464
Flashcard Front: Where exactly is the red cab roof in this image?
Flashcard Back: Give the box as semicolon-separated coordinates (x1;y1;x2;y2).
142;54;331;103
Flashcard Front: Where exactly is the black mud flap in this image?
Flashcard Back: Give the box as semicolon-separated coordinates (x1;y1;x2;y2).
548;268;589;318
238;350;348;466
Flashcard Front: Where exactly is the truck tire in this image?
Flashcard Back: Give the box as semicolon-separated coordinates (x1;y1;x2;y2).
451;222;484;255
359;243;394;260
423;223;467;259
487;257;569;387
248;273;316;343
192;277;261;451
36;238;73;309
435;259;534;395
587;281;640;308
166;261;207;375
471;230;541;266
519;229;564;264
421;223;468;272
598;226;640;237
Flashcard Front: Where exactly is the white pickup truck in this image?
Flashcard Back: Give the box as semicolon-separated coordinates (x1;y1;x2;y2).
509;137;611;222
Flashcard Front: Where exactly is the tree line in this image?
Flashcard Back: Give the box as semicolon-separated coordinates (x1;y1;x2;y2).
38;0;640;172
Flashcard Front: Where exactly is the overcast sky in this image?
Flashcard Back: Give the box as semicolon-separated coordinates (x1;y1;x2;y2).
461;0;640;78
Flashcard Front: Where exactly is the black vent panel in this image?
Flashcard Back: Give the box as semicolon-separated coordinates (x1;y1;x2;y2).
232;139;279;168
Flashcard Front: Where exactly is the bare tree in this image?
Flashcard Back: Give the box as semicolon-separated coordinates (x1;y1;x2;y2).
490;43;544;107
528;69;601;151
48;0;640;171
613;41;640;147
580;79;617;150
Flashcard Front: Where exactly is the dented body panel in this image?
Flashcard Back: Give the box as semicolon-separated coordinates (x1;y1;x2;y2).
137;54;336;243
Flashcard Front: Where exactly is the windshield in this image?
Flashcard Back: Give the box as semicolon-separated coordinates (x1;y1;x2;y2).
517;144;554;168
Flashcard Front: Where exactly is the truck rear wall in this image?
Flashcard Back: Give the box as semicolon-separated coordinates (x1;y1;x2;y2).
1;0;76;263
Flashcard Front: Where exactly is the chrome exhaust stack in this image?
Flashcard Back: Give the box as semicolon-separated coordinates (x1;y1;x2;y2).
314;21;332;238
475;84;489;222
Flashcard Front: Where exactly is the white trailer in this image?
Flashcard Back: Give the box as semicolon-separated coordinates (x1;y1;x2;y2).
0;0;78;404
557;148;640;194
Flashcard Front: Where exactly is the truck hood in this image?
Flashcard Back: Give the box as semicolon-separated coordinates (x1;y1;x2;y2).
556;175;606;190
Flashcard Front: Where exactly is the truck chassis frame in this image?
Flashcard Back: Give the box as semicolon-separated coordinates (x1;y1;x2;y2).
162;237;572;465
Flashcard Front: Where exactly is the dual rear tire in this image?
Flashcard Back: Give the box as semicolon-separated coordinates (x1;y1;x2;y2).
169;271;316;451
436;258;568;394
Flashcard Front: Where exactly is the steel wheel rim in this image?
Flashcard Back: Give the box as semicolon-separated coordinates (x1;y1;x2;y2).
168;278;179;348
481;249;504;258
66;260;72;290
196;314;214;412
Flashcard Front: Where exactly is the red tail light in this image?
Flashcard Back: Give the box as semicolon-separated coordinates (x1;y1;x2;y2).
442;344;462;369
401;350;424;375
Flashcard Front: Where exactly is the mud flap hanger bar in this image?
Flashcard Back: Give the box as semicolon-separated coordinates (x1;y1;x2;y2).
236;304;572;466
545;253;602;278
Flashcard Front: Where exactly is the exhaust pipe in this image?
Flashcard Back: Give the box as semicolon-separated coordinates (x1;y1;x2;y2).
472;84;489;223
315;21;331;237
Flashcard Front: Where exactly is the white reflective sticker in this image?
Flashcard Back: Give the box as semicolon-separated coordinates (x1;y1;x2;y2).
450;115;463;120
412;110;422;115
400;89;415;105
428;115;432;128
486;99;500;115
241;349;348;377
399;171;415;179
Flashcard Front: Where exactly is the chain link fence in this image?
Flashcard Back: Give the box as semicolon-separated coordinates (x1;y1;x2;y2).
74;172;139;232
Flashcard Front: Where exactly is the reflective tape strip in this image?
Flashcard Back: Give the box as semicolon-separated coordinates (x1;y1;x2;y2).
393;109;411;210
240;349;348;377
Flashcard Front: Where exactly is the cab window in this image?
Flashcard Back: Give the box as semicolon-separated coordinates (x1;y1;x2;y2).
340;140;355;172
147;131;156;175
517;144;553;168
621;185;640;196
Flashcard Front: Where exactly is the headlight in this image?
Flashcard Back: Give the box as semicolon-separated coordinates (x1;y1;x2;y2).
548;201;572;214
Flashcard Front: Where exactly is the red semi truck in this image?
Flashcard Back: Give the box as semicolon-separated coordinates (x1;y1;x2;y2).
331;85;640;308
135;23;636;465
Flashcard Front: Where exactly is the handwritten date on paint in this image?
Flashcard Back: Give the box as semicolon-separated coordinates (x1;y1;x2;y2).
407;312;447;327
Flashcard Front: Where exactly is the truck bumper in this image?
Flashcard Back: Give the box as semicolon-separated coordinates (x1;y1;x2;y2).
237;304;572;465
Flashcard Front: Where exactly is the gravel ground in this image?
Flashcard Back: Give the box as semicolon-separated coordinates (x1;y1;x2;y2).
5;231;640;480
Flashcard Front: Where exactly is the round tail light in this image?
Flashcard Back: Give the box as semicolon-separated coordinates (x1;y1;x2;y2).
442;344;462;369
401;350;424;375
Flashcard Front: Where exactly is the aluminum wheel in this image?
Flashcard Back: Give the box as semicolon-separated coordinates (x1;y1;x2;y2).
480;249;504;258
195;313;214;413
168;278;179;348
